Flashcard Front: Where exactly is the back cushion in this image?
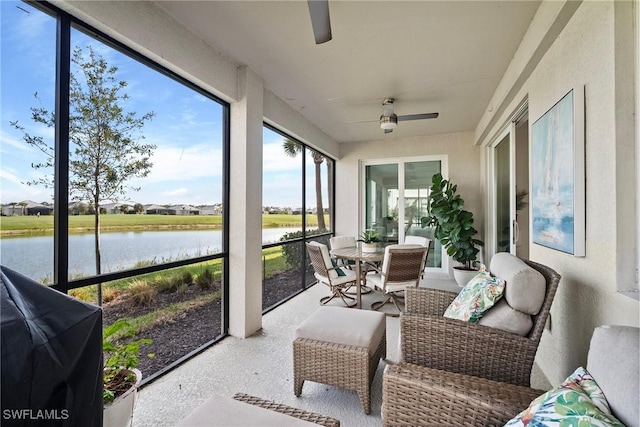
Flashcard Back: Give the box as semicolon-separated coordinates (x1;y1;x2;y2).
490;253;546;315
587;325;640;427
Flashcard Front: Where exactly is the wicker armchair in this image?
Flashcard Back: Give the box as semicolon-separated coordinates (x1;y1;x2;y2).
382;362;544;426
400;259;560;387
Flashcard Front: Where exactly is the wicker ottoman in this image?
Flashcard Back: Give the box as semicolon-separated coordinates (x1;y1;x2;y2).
293;306;386;414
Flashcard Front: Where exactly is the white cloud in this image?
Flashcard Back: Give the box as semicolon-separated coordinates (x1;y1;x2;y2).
263;141;301;172
143;144;224;183
0;130;31;152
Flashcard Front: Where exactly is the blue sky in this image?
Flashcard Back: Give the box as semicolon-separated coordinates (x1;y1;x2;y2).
0;1;327;210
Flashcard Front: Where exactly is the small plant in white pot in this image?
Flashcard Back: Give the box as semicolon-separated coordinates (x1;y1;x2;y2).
358;229;380;253
422;173;484;287
103;319;152;427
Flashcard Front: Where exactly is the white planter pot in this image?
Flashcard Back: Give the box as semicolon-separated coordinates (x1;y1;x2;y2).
453;267;479;288
361;242;378;253
103;368;142;427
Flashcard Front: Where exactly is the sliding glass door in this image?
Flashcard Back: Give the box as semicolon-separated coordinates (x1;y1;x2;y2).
362;156;446;272
488;106;529;259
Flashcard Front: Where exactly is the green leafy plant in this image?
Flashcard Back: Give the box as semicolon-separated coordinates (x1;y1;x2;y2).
421;173;484;270
103;319;153;404
358;229;380;244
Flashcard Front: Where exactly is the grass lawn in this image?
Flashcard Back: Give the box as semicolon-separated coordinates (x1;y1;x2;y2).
0;213;328;235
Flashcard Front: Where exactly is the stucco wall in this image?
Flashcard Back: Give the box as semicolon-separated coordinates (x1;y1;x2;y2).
335;131;483;272
479;0;639;386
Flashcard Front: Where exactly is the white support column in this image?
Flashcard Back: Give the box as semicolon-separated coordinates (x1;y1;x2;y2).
229;66;264;337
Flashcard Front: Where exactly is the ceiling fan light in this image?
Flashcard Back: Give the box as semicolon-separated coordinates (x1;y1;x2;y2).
380;114;398;130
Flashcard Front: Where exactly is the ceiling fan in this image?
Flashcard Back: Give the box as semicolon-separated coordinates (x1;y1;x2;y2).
307;0;332;44
346;98;439;134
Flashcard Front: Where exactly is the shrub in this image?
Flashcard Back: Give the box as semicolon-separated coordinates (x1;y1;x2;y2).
69;287;94;302
181;271;193;286
102;288;121;303
127;280;157;307
195;268;215;290
280;229;330;269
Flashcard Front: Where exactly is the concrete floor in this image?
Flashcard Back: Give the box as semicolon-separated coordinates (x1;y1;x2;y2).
132;278;549;426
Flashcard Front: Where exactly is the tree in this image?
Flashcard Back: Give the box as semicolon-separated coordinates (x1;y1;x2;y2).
134;203;145;214
11;46;155;305
282;138;326;229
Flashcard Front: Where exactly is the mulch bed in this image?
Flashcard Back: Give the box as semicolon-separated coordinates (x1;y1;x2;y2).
102;269;311;377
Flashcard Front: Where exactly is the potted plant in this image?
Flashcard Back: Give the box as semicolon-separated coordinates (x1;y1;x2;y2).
103;319;152;427
358;229;380;253
421;173;484;286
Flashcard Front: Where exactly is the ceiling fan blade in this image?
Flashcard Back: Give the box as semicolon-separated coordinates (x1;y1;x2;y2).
307;0;332;44
397;113;439;121
342;119;379;124
384;129;393;134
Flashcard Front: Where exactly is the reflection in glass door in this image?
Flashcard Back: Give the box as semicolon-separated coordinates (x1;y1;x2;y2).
489;107;529;259
363;157;445;271
495;134;513;253
364;164;398;244
404;161;441;268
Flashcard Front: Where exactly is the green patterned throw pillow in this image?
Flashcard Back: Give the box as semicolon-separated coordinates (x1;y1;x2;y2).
443;269;505;323
505;366;624;427
331;260;346;276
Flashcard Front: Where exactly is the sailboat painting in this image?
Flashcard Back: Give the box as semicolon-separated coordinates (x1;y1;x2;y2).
531;89;585;256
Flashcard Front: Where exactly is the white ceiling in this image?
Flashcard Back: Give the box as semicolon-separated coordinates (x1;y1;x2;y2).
155;1;540;143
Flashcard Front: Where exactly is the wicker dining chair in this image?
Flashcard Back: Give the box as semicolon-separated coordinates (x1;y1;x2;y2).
400;258;560;387
306;241;357;307
367;244;428;316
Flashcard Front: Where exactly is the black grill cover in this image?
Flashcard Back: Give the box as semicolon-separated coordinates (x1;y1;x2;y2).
1;266;103;427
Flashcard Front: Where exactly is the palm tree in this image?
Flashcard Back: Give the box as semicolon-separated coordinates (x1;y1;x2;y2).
282;138;326;230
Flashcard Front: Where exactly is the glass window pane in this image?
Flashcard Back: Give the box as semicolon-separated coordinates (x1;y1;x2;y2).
263;127;302;243
71;260;224;377
0;2;56;283
262;243;304;311
66;28;224;285
404;160;442;268
495;135;511;253
365;164;398;244
305;147;331;232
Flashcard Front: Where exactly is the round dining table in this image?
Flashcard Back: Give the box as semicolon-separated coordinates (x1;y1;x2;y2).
330;245;384;309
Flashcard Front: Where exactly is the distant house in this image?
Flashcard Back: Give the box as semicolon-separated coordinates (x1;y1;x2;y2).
101;202;137;214
174;205;200;216
2;200;53;216
145;204;176;215
200;204;222;215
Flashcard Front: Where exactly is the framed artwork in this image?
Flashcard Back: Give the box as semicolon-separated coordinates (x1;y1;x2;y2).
531;87;585;256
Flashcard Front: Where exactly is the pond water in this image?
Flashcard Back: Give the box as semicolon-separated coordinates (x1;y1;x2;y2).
0;227;302;282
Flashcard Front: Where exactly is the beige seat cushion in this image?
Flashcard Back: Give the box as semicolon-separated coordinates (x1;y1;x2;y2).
314;268;356;286
587;325;640;427
177;395;318;426
308;241;342;279
489;253;546;315
295;306;386;354
477;298;533;336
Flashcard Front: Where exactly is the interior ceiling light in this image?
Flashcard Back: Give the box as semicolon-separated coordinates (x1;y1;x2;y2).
380;97;397;130
380;114;398;130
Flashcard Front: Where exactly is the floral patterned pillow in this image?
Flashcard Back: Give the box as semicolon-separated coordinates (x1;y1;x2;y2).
505;367;624;427
443;268;505;323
